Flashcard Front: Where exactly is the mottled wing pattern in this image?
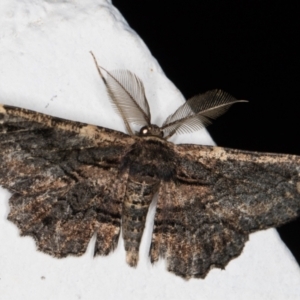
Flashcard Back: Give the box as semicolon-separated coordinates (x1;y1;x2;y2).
0;105;135;257
150;144;300;278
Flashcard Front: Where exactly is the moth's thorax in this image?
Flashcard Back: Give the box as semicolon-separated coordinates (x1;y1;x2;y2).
122;138;176;181
139;124;164;138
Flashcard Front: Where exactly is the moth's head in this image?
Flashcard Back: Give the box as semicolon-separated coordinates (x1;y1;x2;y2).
139;125;164;138
90;52;247;141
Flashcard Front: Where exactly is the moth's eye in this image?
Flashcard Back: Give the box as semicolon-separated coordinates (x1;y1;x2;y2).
140;126;148;135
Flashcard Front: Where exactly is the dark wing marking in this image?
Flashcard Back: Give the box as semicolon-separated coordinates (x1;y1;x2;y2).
150;144;300;279
0;104;135;257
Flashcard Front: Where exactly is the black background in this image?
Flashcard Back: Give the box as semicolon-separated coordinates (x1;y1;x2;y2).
112;1;300;265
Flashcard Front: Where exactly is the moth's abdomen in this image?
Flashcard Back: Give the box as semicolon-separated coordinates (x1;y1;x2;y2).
122;176;159;267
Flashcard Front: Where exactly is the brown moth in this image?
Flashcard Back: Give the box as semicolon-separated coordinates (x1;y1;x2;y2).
0;53;300;279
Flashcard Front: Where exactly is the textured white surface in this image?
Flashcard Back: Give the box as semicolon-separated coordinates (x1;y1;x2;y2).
0;1;300;299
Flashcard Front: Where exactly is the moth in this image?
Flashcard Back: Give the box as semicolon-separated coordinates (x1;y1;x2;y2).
0;53;300;280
